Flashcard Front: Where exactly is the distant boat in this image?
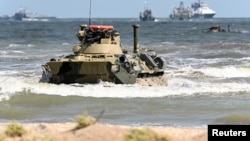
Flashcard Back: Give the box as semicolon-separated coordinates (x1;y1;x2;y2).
202;24;241;33
170;0;216;20
0;15;10;20
169;1;192;20
191;0;216;18
139;0;155;21
10;8;56;21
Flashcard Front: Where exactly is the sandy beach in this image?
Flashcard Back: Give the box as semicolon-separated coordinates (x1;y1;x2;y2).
0;121;207;141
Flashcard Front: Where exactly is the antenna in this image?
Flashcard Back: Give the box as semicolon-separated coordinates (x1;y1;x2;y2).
144;0;148;10
89;0;92;25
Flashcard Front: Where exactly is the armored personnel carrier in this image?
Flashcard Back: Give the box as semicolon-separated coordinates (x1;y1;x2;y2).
40;24;165;84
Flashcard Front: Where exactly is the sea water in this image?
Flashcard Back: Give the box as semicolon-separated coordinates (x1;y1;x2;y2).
0;18;250;127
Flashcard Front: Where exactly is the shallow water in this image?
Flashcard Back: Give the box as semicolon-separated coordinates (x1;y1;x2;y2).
0;18;250;127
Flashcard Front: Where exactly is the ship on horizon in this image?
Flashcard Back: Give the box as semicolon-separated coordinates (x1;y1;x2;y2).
170;0;216;20
169;1;192;20
191;0;216;18
1;7;56;21
139;0;155;21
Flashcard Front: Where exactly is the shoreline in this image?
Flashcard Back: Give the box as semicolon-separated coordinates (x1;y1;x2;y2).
0;122;207;141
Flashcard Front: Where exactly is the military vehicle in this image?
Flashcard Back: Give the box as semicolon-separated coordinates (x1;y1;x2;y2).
40;24;165;84
202;24;241;33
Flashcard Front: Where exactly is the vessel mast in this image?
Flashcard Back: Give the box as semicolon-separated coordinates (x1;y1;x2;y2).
144;0;148;10
89;0;92;25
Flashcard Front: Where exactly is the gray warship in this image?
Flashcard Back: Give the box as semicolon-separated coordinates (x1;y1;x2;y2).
169;1;192;20
139;0;155;21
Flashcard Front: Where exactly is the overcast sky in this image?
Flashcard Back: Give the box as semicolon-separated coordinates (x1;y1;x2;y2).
1;0;249;18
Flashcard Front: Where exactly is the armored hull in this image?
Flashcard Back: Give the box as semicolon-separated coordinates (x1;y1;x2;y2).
40;24;165;84
42;54;138;84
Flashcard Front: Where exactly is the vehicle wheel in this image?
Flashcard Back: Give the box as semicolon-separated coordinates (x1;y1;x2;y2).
154;57;165;69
